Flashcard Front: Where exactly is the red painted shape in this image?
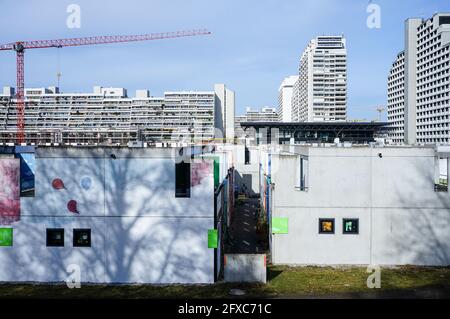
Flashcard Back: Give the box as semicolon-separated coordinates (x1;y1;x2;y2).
67;200;79;214
52;178;65;190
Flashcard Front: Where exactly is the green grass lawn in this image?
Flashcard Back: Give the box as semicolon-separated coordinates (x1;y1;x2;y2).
0;265;449;298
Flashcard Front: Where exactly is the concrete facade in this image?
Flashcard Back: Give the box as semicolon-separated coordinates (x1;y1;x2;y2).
292;36;347;122
234;144;260;196
214;84;235;142
0;84;235;145
0;147;222;283
388;14;450;145
224;254;266;283
266;145;450;266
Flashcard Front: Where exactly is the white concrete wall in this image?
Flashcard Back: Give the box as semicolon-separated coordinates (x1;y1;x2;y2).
224;254;266;283
0;147;215;283
234;145;260;195
270;146;450;266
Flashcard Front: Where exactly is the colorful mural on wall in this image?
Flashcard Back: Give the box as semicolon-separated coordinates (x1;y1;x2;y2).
0;159;20;225
191;161;211;187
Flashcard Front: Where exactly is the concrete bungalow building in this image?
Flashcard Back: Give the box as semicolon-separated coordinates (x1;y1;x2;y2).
0;145;234;283
263;145;450;266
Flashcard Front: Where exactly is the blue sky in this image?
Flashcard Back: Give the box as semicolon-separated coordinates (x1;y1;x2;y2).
1;0;450;119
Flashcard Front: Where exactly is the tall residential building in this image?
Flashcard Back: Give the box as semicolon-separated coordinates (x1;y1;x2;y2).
277;76;298;122
388;13;450;144
291;35;347;122
387;51;406;144
0;84;235;144
214;84;235;142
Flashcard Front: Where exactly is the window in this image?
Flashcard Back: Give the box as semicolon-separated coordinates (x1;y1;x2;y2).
73;229;91;247
245;146;250;165
175;161;191;197
46;228;64;247
298;156;309;191
16;152;35;197
439;16;450;26
319;218;335;234
435;157;448;192
343;219;359;234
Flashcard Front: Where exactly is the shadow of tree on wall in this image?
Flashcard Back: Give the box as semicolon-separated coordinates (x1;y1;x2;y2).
383;155;450;266
2;148;213;284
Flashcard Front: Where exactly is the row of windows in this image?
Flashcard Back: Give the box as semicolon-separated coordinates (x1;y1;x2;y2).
418;75;449;89
417;33;441;51
318;218;359;234
418;137;450;144
417;130;449;135
417;67;450;82
417;84;450;97
417;43;449;63
417;52;449;71
47;229;91;247
0;228;91;247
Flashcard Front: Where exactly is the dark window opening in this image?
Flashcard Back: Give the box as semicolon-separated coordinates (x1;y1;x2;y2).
73;229;91;247
46;228;64;247
245;147;250;165
343;219;359;234
300;157;309;191
439;16;450;26
319;218;335;234
175;161;191;198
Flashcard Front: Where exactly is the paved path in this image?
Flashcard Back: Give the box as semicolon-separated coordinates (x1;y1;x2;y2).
226;197;266;254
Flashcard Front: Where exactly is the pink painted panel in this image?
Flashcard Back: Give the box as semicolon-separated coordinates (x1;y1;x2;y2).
191;161;211;187
0;159;20;225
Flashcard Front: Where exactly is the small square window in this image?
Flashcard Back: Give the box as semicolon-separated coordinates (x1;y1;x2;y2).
46;228;64;247
73;229;91;247
343;219;359;234
319;218;335;234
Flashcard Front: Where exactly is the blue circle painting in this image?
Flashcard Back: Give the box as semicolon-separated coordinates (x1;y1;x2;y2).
80;176;92;190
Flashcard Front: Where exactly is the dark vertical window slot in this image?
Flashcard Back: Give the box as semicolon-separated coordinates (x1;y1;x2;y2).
176;161;191;198
245;146;250;165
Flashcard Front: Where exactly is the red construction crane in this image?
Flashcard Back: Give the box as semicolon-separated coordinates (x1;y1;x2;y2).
0;29;211;144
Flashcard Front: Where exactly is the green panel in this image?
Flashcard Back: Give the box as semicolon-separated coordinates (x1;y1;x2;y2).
0;228;13;246
214;159;220;188
208;229;218;248
272;217;288;234
204;156;220;187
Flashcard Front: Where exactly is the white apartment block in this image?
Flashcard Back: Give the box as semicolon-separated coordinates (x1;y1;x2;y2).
387;51;406;143
291;36;347;122
234;107;278;139
388;13;450;145
214;84;235;142
244;107;278;122
277;76;298;122
0;84;235;144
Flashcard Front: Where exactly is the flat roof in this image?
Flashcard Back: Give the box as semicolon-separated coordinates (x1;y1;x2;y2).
240;121;389;129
